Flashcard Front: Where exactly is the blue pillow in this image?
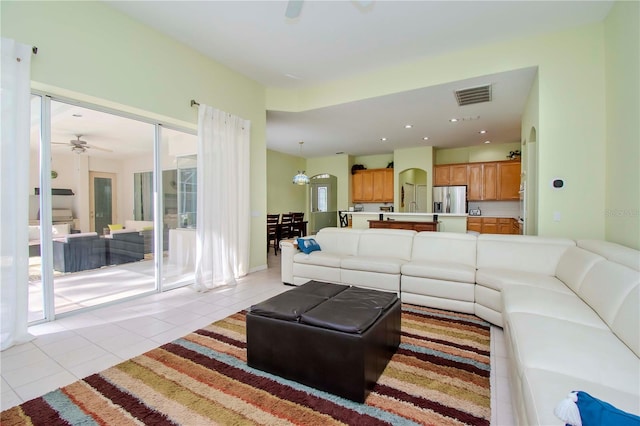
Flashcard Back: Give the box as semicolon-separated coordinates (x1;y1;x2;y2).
297;238;321;254
555;391;640;426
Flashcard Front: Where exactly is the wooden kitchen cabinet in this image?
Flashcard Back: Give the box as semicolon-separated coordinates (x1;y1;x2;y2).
434;164;468;186
467;217;518;234
352;169;394;203
498;218;513;234
482;163;498;200
467;160;520;201
497;161;521;200
467;217;482;233
434;165;450;186
481;217;498;234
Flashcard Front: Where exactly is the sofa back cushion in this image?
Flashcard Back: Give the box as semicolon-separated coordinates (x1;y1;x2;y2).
411;231;477;267
555;247;606;293
577;239;640;271
477;234;575;275
578;260;639;356
314;227;362;256
357;229;416;260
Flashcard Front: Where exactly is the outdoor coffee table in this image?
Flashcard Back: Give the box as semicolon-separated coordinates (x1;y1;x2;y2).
246;280;401;402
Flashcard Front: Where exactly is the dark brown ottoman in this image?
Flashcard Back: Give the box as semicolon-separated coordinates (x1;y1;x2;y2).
246;280;401;402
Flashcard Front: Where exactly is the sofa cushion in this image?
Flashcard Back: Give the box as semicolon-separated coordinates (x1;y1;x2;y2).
507;313;639;396
555;246;606;293
293;251;343;268
124;220;154;231
314;227;362;256
476;268;572;293
477;234;574;275
402;260;475;283
577;239;640;271
357;229;416;260
410;231;477;267
578;260;639;357
341;256;406;274
502;285;608;329
521;368;640;426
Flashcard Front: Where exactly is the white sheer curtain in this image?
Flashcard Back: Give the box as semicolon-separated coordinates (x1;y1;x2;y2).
1;38;34;350
194;105;251;290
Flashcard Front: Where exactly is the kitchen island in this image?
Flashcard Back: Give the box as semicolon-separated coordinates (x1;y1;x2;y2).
348;212;467;233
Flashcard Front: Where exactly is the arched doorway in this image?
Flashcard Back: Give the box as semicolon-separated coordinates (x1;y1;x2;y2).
309;174;338;234
398;168;428;212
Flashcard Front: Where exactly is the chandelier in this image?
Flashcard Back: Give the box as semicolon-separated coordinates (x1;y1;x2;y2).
292;141;310;185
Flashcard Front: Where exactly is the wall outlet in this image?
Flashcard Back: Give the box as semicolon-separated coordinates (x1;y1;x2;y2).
553;211;561;222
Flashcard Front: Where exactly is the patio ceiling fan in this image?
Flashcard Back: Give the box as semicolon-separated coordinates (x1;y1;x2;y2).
285;0;373;19
52;135;112;154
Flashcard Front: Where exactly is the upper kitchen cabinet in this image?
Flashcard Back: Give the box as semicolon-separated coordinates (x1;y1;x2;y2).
497;161;521;200
467;160;520;201
352;168;394;202
433;164;467;186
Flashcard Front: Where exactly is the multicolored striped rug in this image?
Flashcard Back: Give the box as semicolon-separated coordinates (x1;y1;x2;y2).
2;304;491;425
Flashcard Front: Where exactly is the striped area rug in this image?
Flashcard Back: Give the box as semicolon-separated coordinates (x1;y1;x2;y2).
2;304;491;425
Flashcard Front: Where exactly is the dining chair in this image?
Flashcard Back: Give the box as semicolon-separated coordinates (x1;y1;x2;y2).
280;213;295;241
291;212;305;237
267;214;280;255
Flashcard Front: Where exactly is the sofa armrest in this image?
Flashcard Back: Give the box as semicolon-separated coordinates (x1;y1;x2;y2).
280;239;298;285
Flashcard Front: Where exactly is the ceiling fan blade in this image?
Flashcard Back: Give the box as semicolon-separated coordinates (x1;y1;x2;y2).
87;145;112;153
285;0;303;19
51;142;69;145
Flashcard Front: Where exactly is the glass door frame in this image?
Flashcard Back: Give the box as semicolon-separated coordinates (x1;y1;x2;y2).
31;90;196;325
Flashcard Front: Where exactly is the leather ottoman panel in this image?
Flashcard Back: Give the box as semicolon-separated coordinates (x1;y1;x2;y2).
295;280;349;298
300;286;397;333
250;292;328;321
247;298;401;403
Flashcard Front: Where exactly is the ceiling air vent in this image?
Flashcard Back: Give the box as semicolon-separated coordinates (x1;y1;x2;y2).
455;84;492;106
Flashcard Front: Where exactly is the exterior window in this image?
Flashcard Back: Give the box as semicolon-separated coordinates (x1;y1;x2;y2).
317;186;328;212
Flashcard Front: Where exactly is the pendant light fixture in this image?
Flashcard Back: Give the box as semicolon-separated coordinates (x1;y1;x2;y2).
292;141;310;185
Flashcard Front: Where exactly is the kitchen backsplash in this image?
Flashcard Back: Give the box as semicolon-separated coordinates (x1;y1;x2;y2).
470;201;520;218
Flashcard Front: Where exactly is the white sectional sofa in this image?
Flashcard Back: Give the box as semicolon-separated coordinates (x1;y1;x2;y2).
280;227;640;425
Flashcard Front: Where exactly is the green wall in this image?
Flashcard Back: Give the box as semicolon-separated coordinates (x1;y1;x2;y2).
1;1;269;268
267;22;616;242
353;154;394;169
435;142;522;164
604;1;640;249
266;150;307;215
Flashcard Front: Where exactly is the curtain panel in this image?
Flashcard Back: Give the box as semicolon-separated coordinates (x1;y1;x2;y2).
1;38;35;350
194;105;251;290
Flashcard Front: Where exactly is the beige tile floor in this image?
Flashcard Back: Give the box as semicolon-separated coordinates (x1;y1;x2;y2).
2;253;515;425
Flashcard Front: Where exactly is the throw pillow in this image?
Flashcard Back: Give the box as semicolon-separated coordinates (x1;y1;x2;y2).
108;224;123;231
555;391;640;426
297;238;321;254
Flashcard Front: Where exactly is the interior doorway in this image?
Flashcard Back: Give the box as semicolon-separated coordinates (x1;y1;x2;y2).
310;174;337;233
89;171;117;234
399;168;428;212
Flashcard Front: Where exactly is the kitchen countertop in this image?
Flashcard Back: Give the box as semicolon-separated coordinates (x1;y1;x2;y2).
345;212;468;217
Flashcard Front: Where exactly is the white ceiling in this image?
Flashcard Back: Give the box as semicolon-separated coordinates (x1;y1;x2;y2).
74;1;613;158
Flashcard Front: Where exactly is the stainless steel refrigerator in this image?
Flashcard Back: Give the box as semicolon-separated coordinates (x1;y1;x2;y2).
433;186;467;214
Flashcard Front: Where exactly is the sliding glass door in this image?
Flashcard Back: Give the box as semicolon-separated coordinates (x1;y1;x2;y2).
28;94;196;322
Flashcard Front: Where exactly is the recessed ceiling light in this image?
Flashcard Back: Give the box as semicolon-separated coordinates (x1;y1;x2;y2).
484;140;491;144
449;118;458;122
381;137;387;142
284;73;302;80
404;124;413;129
479;130;487;134
423;137;429;141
